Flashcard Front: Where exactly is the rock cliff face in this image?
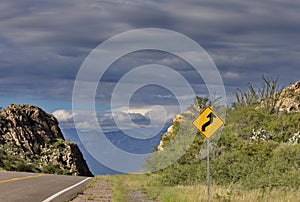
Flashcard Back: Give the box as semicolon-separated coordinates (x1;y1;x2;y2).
276;81;300;112
157;114;183;151
0;104;92;176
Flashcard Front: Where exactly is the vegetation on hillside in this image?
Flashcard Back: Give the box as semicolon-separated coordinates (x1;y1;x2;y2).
0;137;75;175
146;76;300;191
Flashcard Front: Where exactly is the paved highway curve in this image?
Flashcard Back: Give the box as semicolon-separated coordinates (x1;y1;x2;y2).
0;171;91;202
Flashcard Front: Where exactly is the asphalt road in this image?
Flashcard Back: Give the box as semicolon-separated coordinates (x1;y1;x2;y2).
0;171;92;202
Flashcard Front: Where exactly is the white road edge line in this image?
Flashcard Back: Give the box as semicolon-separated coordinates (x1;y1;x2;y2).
42;177;92;202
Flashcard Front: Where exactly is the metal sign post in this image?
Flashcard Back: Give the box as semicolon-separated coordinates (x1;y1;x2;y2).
192;106;224;201
207;139;210;199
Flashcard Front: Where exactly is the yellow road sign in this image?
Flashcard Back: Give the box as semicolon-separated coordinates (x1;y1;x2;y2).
192;106;224;139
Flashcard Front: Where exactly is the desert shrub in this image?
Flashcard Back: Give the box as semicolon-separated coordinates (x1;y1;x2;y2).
41;164;64;174
234;75;281;113
155;162;204;186
211;141;277;187
154;140;300;190
1;156;39;172
53;138;66;148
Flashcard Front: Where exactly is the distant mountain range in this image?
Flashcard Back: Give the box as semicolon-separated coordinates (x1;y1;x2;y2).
62;125;171;175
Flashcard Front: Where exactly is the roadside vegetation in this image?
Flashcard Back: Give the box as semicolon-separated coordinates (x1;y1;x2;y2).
140;76;300;201
94;174;300;202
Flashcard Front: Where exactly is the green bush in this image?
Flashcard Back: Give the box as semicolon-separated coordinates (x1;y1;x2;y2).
41;164;64;175
148;77;300;190
1;156;40;173
155;162;203;186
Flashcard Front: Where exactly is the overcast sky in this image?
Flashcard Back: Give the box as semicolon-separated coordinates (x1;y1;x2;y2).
1;0;299;113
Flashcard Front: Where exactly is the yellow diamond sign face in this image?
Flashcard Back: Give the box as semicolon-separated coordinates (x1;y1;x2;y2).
192;106;224;139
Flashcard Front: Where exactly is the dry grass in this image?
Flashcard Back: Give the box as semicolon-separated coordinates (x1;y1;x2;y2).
106;174;300;202
104;174;145;202
150;184;300;202
86;174;300;202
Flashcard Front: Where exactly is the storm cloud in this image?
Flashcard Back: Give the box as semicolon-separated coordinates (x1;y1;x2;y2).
0;0;299;107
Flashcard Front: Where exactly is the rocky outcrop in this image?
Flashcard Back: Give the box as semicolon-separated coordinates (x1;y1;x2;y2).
276;81;300;112
0;104;92;176
157;114;183;151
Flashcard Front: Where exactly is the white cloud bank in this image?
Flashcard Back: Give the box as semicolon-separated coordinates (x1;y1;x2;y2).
52;105;176;132
52;109;75;122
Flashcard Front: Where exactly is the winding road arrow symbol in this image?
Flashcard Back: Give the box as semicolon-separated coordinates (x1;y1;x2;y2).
193;106;224;139
201;112;216;132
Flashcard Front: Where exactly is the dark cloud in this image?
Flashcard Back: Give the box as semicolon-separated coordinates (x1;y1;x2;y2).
0;0;299;106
